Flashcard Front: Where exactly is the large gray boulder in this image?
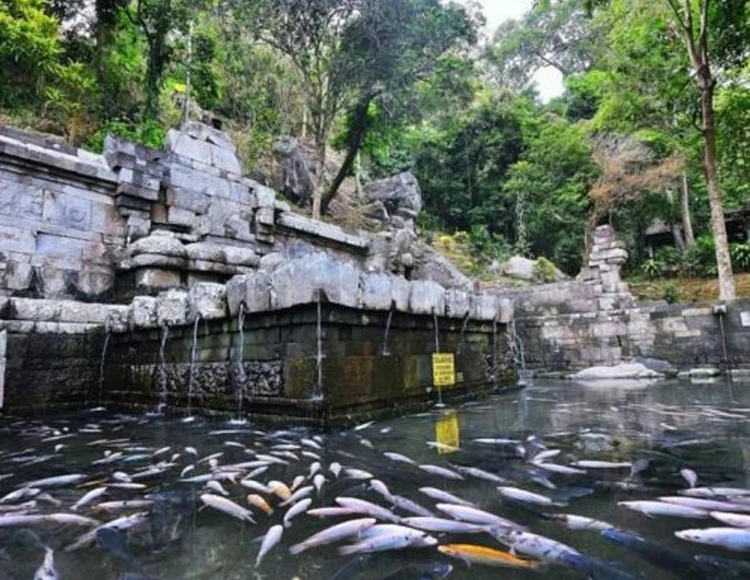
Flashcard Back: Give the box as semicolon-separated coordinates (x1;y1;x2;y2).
412;246;473;291
272;137;317;206
363;172;423;218
570;363;662;380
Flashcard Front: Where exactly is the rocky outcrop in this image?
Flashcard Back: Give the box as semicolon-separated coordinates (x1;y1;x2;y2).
362;172;422;230
272;137;319;206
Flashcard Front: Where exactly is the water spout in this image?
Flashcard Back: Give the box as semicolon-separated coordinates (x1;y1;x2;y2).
310;291;325;402
230;303;248;425
459;312;470;352
183;314;201;423
432;308;440;354
507;319;529;387
381;303;394;356
97;318;111;406
156;323;170;415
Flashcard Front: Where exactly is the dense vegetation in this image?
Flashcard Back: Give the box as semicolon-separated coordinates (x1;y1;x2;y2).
2;0;750;296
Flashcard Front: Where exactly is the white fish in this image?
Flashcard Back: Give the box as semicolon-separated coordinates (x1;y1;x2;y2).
290;475;305;491
710;511;750;528
339;527;436;555
283;498;312;527
494;529;581;562
64;511;148;551
152;446;171;458
301;450;321;460
531;449;561;462
498;486;562;507
280;485;313;506
389;495;435;517
534;463;587;475
659;496;750;513
680;487;750;499
618;501;709;519
288;517;376;555
0;513;100;527
92;500;154;513
205;481;229;496
401;517;486;534
111;471;131;482
200;494;255;523
344;468;374;480
419;487;474;507
71;487;107;511
680;468;698;488
0;487;40;503
548;514;615;531
453;465;508;484
241;479;271;494
383;452;415;465
307;507;359;518
472;438;520;445
418;464;464;480
353;420;375;431
436;503;523;530
370;480;393;500
21;474;85;488
300;438;322;450
33;547;57;580
330;462;342;478
184;446;199;456
675;527;750;551
336;497;400;522
180;465;195;478
571;460;631;469
313;473;326;494
308;462;322;478
255;524;283;567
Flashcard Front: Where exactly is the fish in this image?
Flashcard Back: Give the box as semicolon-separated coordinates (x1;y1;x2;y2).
680;468;698;488
267;480;292;500
436;504;523;530
472;438;519;445
419;487;474;507
492;529;582;562
200;494;255;523
336;497;401;522
33;547;58;580
255;524;283;567
618;500;710;519
437;543;540;568
307;507;359;518
681;487;750;499
370;480;393;500
547;514;614;531
92;500;154;513
284;498;312;526
241;479;271;494
313;473;326;493
0;513;100;527
344;468;374;480
383;452;415;465
534;463;587;475
389;495;435;517
659;496;750;513
452;465;508;484
205;480;229;496
330;462;343;477
247;494;274;516
0;486;41;503
400;517;487;534
353;420;375;431
280;485;313;506
21;473;85;488
498;486;562;507
71;486;108;511
675;527;750;551
288;517;376;555
570;460;631;469
338;525;436;555
65;512;149;551
711;511;750;528
418;464;464;480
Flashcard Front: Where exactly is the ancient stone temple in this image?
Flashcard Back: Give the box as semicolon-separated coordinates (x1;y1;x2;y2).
0;123;514;422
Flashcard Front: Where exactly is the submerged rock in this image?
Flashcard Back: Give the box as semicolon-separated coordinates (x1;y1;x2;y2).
570;362;663;380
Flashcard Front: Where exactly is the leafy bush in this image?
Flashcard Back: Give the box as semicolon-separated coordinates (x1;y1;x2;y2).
641;258;664;279
534;257;560;283
86;119;167;153
467;225;512;262
662;282;681;304
681;235;717;277
731;241;750;271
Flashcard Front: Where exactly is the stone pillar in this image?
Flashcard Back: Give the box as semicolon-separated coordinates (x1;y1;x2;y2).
579;225;629;294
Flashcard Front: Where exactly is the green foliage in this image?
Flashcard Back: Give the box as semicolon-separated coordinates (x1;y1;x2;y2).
641;258;664;279
467;225;512;262
86;118;166;152
731;241;750;272
662;282;681;304
534;257;559;283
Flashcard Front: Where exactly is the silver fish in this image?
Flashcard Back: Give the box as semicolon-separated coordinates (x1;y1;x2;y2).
401;517;486;534
418;464;464;480
280;485;313;506
675;527;750;551
436;503;523;530
256;524;284;567
71;486;107;511
419;487;474;507
21;474;85;488
33;547;57;580
680;468;698;488
710;511;750;528
548;514;615;531
339;526;436;555
200;494;255;523
336;497;400;522
618;501;709;519
498;486;562;507
288;517;376;555
283;498;312;527
383;452;415;465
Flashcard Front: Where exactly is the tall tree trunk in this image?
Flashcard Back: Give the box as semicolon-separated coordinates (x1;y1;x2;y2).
321;94;374;214
699;70;735;299
680;172;695;247
312;136;326;219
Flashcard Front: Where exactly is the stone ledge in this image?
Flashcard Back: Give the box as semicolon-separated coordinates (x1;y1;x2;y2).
276;212;369;251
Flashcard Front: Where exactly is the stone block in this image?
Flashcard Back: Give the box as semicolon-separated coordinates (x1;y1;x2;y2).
156;289;188;326
444;289;470;319
0;182;44;219
253;184;276;208
211;145;242;174
259;253;285;272
115;181;160;201
223;247;259;267
185;242;224;262
129;295;158;328
498;298;514;323
118;167;161;192
359;272;393;311
391;276;411;312
256;206;274;227
129;232;186;258
471;293;499;321
166;186;211;214
134;268;181;291
272;253;360;309
188;283;227;320
42;191;92;231
226;272;272;315
0;225;36;254
10;298;62;321
408;280;445;316
35;234;85;269
57;301;128;325
4;260;32;291
166;206;197;228
180;122;236;152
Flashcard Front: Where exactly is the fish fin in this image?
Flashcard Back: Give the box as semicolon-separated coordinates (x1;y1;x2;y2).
338;544;362;557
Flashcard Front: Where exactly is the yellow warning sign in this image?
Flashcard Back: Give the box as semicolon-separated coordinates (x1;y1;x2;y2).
435;410;460;454
432;353;456;387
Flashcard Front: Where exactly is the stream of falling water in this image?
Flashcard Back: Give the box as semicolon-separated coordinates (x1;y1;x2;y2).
432;309;443;407
184;314;201;422
156;323;170;414
230;304;247;424
97;319;111;406
311;293;324;401
381;303;394;356
507;318;528;386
